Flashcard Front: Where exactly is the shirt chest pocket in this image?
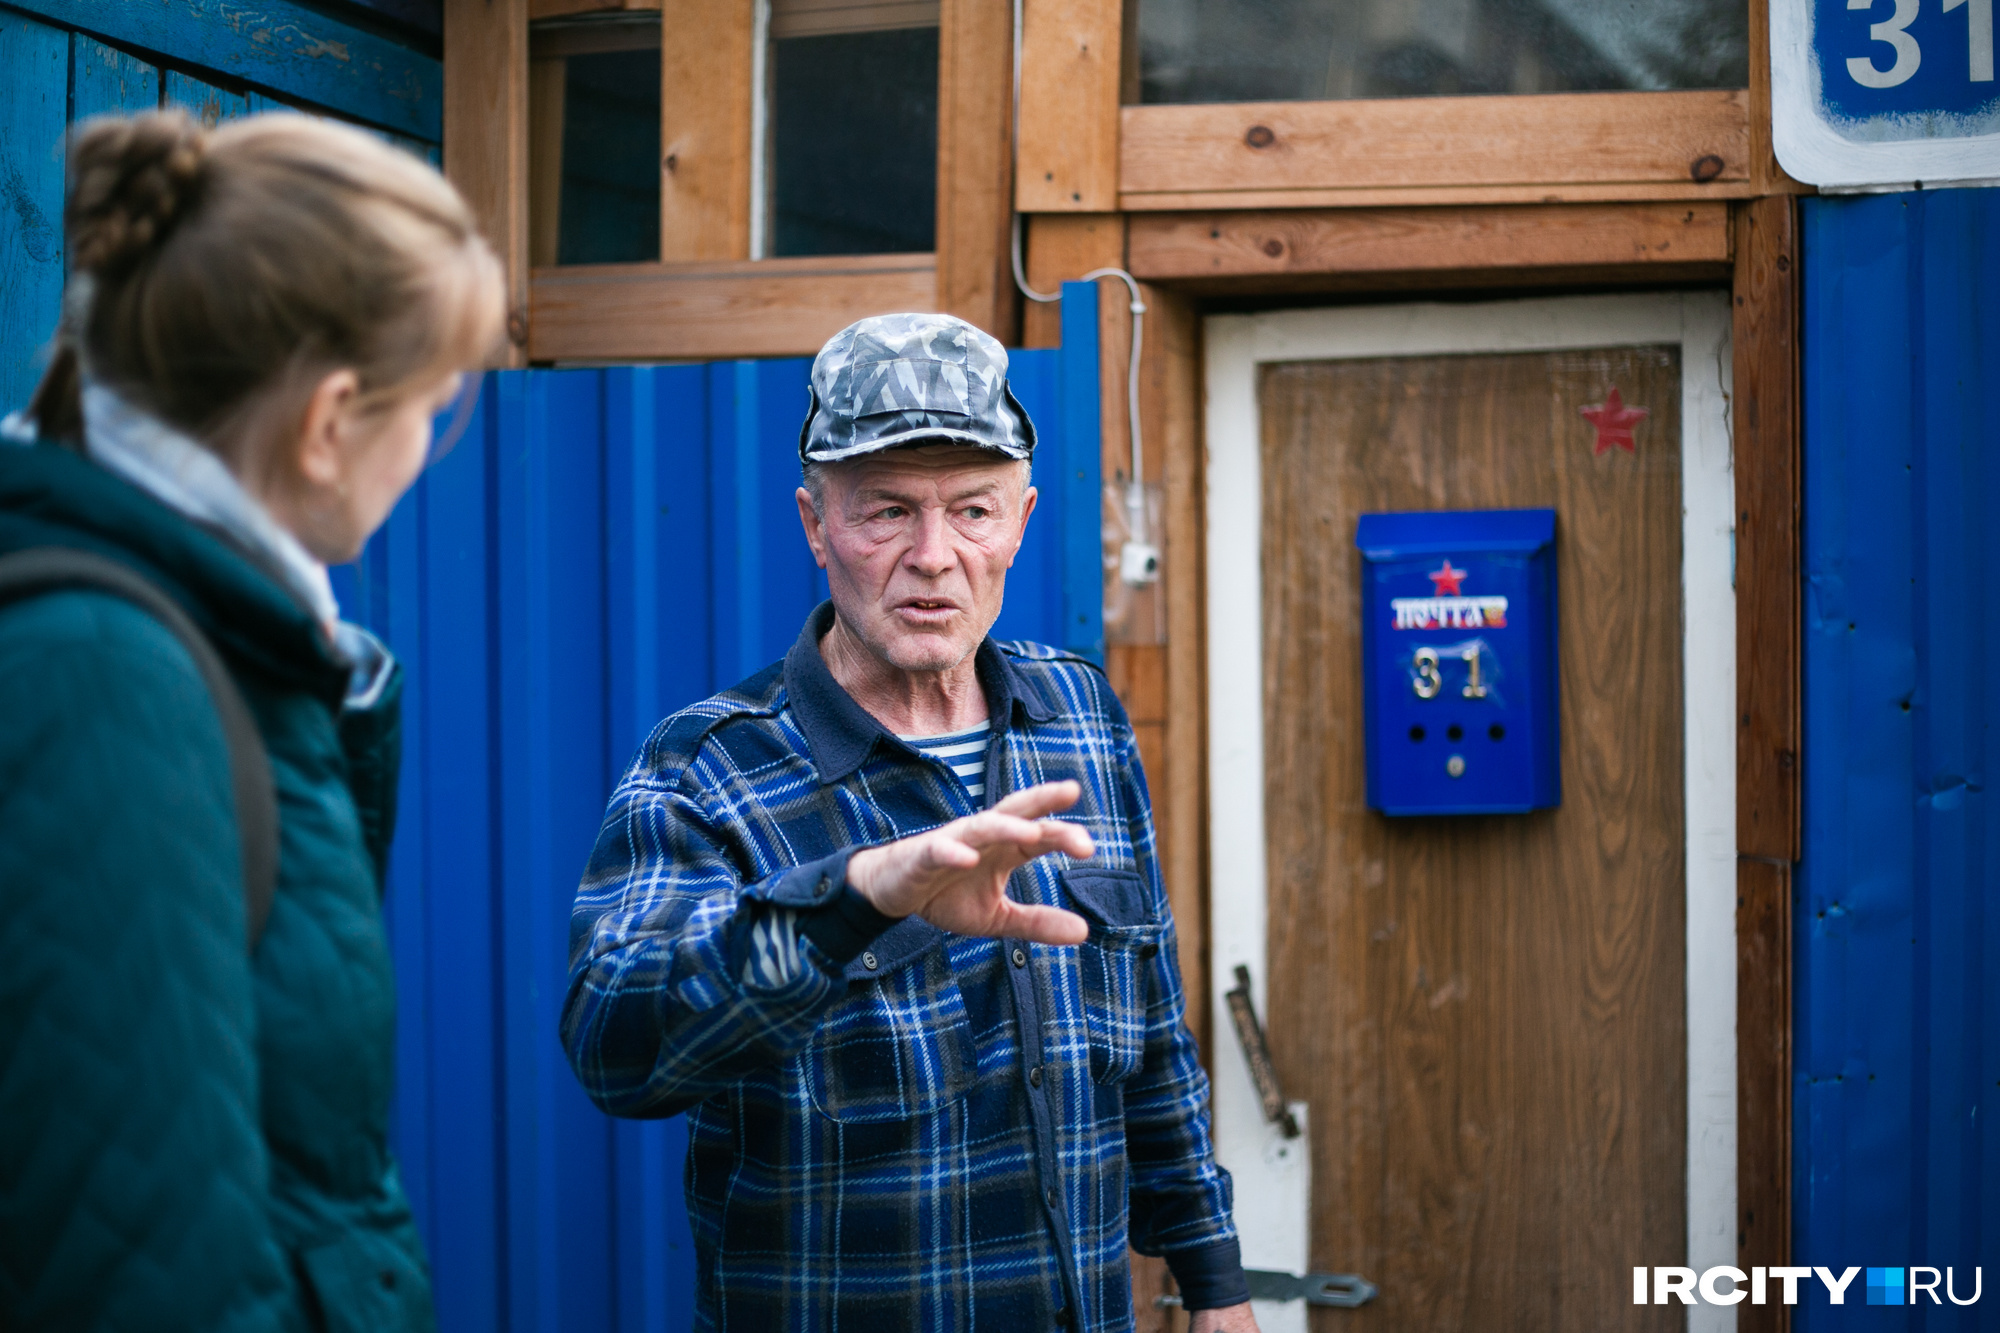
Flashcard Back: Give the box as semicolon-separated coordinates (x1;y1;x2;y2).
805;945;975;1123
1064;869;1164;1085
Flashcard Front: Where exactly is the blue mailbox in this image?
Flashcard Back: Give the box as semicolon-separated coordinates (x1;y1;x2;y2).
1354;509;1559;816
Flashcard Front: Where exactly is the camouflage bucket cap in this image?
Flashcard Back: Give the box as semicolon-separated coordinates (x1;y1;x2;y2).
798;312;1036;464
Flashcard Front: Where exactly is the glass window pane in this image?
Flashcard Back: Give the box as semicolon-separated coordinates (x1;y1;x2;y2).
530;17;661;267
1137;0;1748;104
769;25;938;257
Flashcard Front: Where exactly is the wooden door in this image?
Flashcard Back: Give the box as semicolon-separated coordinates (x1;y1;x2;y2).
1258;347;1685;1330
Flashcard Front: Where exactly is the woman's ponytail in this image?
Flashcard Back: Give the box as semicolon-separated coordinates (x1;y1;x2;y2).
66;112;208;277
27;113;211;446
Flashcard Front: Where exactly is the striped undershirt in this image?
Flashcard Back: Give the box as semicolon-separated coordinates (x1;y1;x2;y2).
898;723;990;802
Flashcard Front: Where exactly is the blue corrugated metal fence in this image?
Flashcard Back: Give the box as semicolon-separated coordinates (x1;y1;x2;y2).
1799;186;1998;1327
331;289;1105;1332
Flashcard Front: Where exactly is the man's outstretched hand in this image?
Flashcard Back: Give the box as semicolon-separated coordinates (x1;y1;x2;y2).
846;781;1093;945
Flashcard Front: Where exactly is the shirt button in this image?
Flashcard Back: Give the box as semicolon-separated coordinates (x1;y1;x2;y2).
1028;1064;1043;1088
1011;947;1028;968
1045;1186;1059;1209
1139;942;1159;959
861;951;878;971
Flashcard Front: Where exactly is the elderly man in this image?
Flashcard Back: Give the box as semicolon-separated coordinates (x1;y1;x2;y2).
561;314;1254;1332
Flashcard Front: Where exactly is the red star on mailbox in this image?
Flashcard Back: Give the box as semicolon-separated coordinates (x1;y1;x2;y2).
1581;386;1648;454
1428;560;1467;595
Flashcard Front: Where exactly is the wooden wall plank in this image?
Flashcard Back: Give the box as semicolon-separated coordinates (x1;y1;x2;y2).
528;254;935;360
1020;212;1123;348
445;0;530;366
1732;194;1798;1333
0;13;68;414
1146;284;1204;1065
1128;202;1732;284
659;0;752;262
935;0;1017;342
72;38;160;122
1113;283;1203;1333
164;70;249;126
1129;1251;1181;1333
1015;0;1121;212
1736;857;1793;1333
1733;197;1800;863
4;0;442;139
1118;91;1752;211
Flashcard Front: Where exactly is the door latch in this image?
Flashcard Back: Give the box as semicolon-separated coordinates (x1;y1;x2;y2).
1155;1271;1378;1310
1244;1269;1379;1308
1224;964;1300;1138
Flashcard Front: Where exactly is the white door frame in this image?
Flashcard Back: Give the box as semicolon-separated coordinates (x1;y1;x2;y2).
1202;293;1737;1333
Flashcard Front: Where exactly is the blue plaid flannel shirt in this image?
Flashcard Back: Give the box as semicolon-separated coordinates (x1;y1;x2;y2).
562;602;1246;1331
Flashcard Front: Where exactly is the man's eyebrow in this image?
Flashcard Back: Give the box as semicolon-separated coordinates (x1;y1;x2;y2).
849;478;1008;506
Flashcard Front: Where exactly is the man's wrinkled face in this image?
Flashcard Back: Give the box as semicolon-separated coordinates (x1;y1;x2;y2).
797;445;1035;675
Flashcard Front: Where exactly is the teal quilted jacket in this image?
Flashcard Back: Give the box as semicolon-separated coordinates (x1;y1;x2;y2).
0;441;434;1332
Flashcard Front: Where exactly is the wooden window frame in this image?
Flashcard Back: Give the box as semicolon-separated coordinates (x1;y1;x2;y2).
1117;90;1755;211
462;0;1013;362
1018;0;1798;215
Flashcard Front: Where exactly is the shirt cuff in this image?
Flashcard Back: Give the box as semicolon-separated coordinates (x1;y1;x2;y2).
795;879;900;967
1165;1237;1251;1312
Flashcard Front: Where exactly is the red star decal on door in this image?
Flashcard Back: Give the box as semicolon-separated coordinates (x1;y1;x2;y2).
1428;560;1467;595
1580;386;1649;454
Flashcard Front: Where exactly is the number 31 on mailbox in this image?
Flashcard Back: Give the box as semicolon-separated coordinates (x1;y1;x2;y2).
1354;509;1559;816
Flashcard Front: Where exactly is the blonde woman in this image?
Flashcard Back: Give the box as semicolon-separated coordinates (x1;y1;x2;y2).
0;111;501;1331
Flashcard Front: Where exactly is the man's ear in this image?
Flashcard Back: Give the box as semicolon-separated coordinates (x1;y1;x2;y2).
1004;485;1038;569
294;368;361;491
796;487;830;570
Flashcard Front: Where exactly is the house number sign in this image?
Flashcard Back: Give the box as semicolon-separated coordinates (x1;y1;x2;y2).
1773;0;2000;188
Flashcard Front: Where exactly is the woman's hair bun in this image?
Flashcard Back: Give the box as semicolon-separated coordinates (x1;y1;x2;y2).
66;109;209;276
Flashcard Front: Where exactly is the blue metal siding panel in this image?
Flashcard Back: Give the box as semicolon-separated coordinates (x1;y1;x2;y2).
0;0;442;139
1799;186;1998;1327
752;359;831;665
1057;281;1105;663
709;358;828;688
991;345;1060;649
0;14;66;414
412;396;505;1333
599;364;707;1330
493;370;617;1333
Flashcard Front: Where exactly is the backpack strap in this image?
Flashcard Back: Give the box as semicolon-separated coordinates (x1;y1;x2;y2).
0;546;279;947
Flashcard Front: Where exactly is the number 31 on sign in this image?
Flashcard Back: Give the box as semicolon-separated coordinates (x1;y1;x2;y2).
1773;0;2000;188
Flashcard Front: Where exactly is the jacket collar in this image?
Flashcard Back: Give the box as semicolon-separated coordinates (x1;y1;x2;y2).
781;600;1059;784
78;380;343;637
0;439;352;703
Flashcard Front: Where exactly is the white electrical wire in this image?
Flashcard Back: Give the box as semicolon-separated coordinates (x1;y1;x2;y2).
1009;0;1150;545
